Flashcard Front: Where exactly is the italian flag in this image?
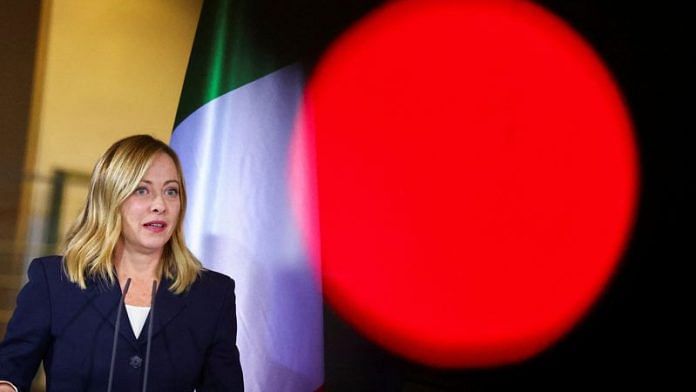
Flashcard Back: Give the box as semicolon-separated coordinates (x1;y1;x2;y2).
170;0;323;390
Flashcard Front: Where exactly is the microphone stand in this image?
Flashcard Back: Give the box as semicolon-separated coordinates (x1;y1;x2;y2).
142;280;157;392
107;278;131;392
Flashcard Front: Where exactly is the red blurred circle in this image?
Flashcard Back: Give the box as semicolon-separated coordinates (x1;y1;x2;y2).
305;0;637;367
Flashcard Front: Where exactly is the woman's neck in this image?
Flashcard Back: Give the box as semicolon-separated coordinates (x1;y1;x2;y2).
113;243;163;306
113;243;162;283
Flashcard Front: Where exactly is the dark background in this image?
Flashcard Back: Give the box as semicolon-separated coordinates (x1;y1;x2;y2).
246;0;687;390
2;0;687;390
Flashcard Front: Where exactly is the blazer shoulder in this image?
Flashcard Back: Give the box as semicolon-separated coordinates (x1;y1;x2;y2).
30;255;63;266
194;269;236;295
26;256;80;292
27;255;64;277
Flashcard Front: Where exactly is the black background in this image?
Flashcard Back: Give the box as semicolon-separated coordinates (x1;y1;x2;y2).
0;0;687;390
247;0;688;389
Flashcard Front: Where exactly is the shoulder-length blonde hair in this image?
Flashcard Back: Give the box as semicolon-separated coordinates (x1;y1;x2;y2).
63;134;202;294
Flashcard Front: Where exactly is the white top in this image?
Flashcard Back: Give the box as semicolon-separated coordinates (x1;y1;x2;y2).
125;304;151;338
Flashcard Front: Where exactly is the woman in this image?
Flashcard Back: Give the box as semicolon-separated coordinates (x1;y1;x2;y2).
0;135;243;391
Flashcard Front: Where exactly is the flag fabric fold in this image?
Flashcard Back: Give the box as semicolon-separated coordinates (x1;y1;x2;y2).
171;0;323;390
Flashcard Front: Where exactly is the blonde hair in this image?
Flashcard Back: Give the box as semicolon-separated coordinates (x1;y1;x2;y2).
63;134;202;294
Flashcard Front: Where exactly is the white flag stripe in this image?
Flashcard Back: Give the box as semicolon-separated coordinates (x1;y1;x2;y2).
172;64;323;392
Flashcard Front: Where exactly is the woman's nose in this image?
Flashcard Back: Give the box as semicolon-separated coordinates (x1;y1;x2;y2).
151;193;166;213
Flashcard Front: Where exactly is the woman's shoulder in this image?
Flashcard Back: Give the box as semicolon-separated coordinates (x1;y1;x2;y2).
23;256;82;291
191;268;236;295
26;255;64;276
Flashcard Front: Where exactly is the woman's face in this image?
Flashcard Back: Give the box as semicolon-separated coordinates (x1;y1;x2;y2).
119;152;181;257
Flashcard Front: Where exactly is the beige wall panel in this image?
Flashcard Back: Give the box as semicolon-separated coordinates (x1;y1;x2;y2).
27;0;202;253
35;0;203;177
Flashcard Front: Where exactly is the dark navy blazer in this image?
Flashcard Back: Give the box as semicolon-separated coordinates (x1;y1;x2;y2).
0;256;244;391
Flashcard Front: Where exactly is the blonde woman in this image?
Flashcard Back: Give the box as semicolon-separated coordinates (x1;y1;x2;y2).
0;135;243;391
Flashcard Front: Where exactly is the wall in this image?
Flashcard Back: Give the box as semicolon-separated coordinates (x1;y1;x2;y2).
27;0;203;252
1;2;202;389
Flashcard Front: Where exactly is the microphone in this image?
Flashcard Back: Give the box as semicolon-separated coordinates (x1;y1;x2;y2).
107;278;131;392
142;280;158;392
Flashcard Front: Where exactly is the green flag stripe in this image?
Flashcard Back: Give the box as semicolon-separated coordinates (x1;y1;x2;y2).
175;0;292;127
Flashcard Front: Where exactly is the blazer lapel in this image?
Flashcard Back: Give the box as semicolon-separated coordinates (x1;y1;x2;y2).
87;278;140;350
139;277;189;343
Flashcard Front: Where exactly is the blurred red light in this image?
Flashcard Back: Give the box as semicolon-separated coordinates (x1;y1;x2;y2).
303;0;637;367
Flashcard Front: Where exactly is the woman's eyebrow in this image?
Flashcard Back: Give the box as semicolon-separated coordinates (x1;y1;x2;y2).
139;179;180;185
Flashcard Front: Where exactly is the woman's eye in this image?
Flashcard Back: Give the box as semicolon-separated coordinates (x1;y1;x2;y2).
165;188;179;197
134;187;148;195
